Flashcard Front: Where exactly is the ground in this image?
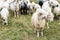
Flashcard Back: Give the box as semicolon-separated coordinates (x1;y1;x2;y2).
0;0;60;40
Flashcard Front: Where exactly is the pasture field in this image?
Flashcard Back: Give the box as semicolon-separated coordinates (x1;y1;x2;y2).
0;0;60;40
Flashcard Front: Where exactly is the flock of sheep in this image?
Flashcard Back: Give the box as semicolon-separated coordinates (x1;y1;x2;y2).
0;0;60;37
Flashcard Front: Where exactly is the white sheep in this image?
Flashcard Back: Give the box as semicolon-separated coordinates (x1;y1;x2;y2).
31;2;41;9
46;12;54;28
48;0;59;7
0;8;9;25
34;4;41;10
24;0;30;4
31;8;48;37
53;6;60;19
0;1;4;10
6;0;15;3
42;1;54;29
14;1;20;17
9;1;20;17
42;1;52;13
3;1;10;9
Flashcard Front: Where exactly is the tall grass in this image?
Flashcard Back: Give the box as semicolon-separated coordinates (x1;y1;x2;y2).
0;0;60;40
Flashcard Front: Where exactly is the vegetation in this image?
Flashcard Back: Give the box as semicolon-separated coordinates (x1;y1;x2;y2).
0;0;60;40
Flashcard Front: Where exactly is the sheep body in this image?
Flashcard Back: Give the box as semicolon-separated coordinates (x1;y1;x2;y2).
53;7;60;16
0;8;9;25
31;8;48;37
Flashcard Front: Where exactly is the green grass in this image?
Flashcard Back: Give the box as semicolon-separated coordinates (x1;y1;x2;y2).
0;0;60;40
0;15;60;40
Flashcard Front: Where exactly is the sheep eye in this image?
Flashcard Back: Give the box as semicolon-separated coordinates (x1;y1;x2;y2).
38;13;42;16
40;13;42;15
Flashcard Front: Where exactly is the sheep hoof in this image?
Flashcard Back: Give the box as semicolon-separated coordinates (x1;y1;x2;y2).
37;31;39;37
41;32;43;37
37;34;39;37
47;26;49;29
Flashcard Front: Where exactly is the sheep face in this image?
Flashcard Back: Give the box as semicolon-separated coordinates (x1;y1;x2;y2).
2;18;8;25
38;13;46;21
49;0;59;7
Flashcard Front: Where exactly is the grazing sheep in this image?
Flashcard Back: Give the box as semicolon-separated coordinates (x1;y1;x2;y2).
0;8;9;25
31;8;48;37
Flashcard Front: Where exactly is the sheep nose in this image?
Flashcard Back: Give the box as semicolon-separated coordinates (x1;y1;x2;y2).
3;19;5;21
56;5;58;7
4;23;6;25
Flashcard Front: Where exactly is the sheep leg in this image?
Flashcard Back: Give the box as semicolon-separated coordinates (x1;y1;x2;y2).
14;11;16;18
47;22;49;29
17;11;19;18
20;9;22;14
37;30;39;37
40;30;43;37
26;9;27;15
12;11;14;17
34;28;36;33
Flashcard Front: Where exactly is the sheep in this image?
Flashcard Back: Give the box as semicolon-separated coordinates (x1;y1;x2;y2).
9;1;20;17
47;0;59;19
14;1;20;17
20;0;28;15
0;8;9;25
42;1;52;13
53;6;60;19
46;12;54;28
26;2;41;14
31;8;48;37
33;4;41;10
24;0;30;4
31;2;41;11
38;0;44;7
6;0;15;3
3;1;10;9
48;0;59;7
26;2;35;10
0;1;4;10
42;1;54;29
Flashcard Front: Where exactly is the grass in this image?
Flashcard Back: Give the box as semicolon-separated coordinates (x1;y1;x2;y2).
0;15;60;40
0;0;60;40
